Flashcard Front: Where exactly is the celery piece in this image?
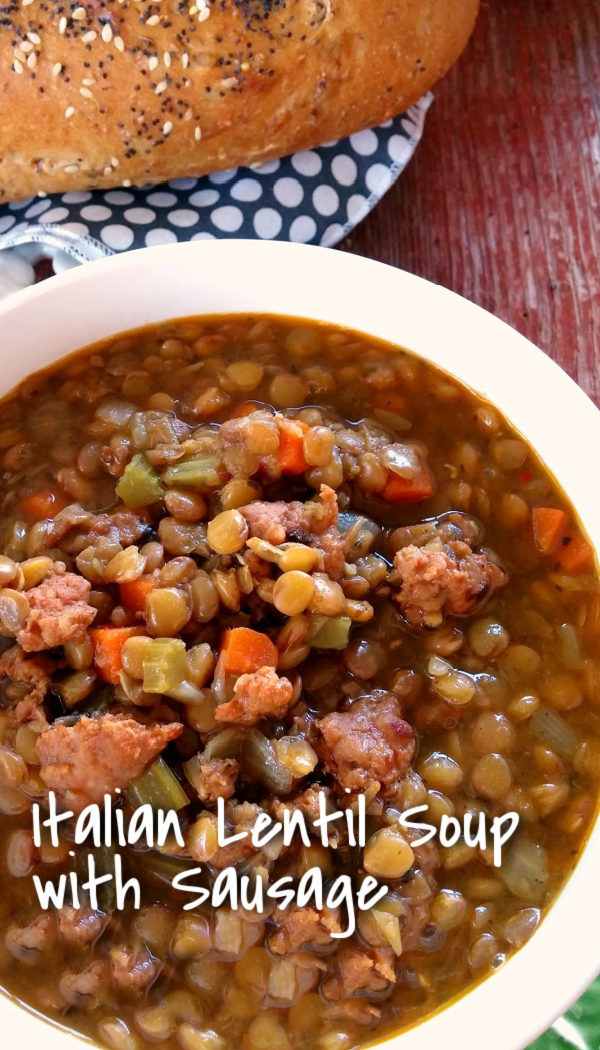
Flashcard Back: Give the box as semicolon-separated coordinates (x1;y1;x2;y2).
307;614;352;650
162;456;221;490
126;756;189;813
143;638;189;694
144;852;207;888
116;453;165;507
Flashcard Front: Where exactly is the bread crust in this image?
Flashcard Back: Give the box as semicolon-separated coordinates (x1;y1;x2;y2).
0;0;479;202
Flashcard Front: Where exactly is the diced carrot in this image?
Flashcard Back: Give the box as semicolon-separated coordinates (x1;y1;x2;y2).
520;470;534;485
119;575;156;613
382;466;435;504
374;390;407;414
90;626;146;684
558;534;594;574
277;418;309;475
233;401;261;419
220;627;278;676
532;506;568;556
19;487;69;521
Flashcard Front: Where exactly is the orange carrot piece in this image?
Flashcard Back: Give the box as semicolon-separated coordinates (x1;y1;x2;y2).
533;506;568;555
278;419;309;475
374;390;407;414
19;488;69;521
90;626;146;684
382;466;435;504
119;575;156;613
220;627;278;676
233;401;261;418
558;534;594;574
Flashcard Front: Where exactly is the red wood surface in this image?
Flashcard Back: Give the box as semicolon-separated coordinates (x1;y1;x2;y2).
342;0;600;404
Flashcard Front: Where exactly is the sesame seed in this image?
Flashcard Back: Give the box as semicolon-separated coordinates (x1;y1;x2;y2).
163;120;173;134
59;15;67;32
22;0;35;7
64;164;79;173
38;191;47;197
13;47;26;62
146;14;159;24
103;166;112;176
182;52;189;68
183;107;192;120
148;56;158;70
189;5;197;13
82;29;96;42
26;52;37;68
65;105;76;118
27;31;41;43
82;77;96;85
80;86;93;98
122;179;132;187
195;125;201;140
13;59;23;74
101;24;113;41
111;156;119;167
198;7;210;20
155;80;167;94
72;6;86;18
19;40;33;52
114;36;125;51
164;51;171;67
52;62;62;76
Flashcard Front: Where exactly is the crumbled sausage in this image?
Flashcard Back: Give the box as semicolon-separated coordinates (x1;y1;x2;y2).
5;914;56;961
215;666;294;726
17;569;96;652
268;904;341;955
209;801;263;869
195;758;239;802
240;485;338;545
58;906;109;949
59;960;111;1007
109;944;162;994
393;542;507;630
0;644;53;726
315;693;415;796
321;946;396;1001
36;713;183;811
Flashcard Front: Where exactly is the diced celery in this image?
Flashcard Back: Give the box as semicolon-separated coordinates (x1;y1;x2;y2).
202;727;245;761
126;756;189;812
242;728;293;795
143;638;189;694
307;613;352;650
143;851;207;888
116;453;165;507
162;456;221;489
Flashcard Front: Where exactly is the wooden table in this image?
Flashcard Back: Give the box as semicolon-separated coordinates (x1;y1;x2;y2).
342;0;600;404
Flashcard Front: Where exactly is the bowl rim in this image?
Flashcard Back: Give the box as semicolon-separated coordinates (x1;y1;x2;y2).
0;239;599;1050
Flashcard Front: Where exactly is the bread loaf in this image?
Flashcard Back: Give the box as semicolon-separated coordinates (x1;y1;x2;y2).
0;0;479;202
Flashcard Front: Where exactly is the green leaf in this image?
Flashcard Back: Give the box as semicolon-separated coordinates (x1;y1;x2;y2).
531;977;600;1049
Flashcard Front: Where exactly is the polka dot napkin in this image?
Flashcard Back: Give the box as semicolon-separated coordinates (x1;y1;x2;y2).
0;96;431;282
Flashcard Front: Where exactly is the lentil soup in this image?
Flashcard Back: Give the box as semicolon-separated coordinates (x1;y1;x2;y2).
0;314;598;1050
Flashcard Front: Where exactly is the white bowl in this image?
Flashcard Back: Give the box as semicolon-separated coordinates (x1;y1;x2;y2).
0;240;599;1050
